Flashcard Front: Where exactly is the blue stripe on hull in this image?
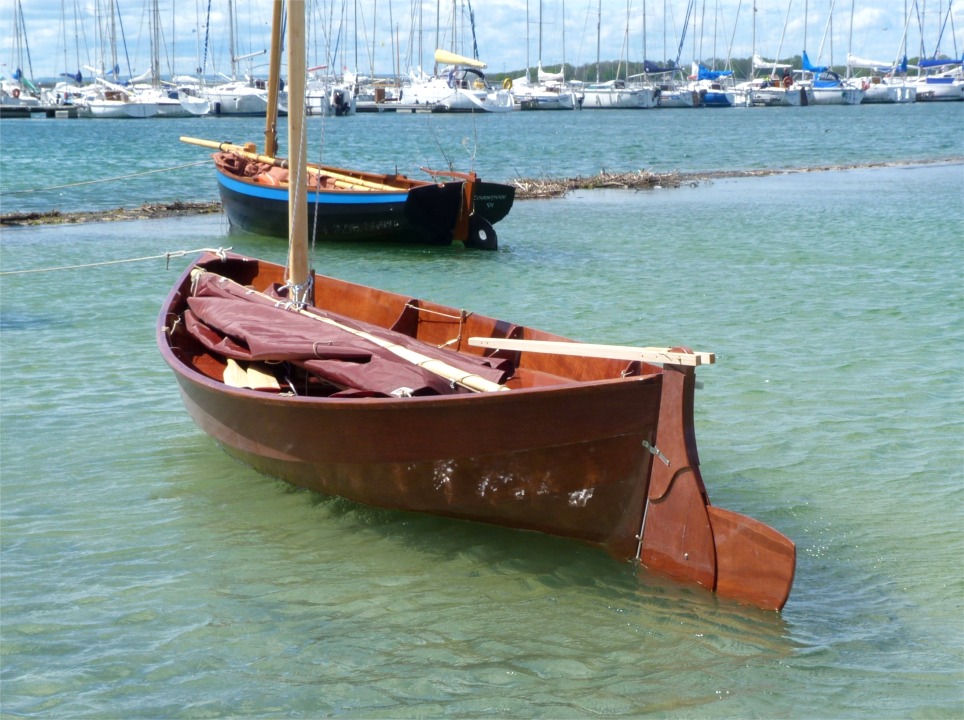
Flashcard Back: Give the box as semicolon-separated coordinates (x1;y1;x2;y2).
215;169;463;245
216;171;409;205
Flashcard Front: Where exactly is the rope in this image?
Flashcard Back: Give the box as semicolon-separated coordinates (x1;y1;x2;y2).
0;246;231;276
3;161;211;196
405;302;471;322
402;303;472;350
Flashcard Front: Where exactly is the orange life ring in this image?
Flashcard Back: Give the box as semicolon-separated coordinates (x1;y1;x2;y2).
12;88;20;98
782;75;792;88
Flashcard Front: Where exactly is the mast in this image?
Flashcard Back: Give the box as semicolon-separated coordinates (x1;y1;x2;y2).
151;0;161;87
752;0;757;69
526;0;530;82
774;1;792;76
110;0;119;80
286;0;311;302
619;0;628;81
724;0;741;71
847;0;855;78
562;0;567;80
643;0;648;77
538;0;543;69
264;0;283;157
595;0;601;82
228;0;237;79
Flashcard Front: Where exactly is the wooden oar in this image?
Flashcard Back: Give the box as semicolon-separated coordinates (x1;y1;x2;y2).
468;337;714;366
193;269;509;394
179;136;400;192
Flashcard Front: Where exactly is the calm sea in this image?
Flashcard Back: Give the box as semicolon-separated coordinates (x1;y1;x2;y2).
1;104;962;718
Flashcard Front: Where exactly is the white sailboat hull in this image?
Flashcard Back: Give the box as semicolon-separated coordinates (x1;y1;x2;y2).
809;85;865;105
203;84;269;115
80;99;159;118
748;85;810;107
911;77;964;102
581;85;658;109
860;81;917;104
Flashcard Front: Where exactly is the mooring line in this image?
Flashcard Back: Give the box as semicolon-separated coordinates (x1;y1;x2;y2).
0;247;231;276
2;160;211;196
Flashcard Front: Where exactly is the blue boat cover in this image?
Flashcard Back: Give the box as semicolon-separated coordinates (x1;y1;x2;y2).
801;51;829;74
696;64;733;81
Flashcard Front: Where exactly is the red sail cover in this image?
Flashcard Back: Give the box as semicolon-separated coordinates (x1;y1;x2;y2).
184;272;514;396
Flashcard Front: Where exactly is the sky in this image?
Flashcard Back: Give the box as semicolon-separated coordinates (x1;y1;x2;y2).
3;0;962;83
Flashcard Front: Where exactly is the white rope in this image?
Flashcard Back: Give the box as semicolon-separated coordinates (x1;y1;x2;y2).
0;246;231;276
3;160;211;195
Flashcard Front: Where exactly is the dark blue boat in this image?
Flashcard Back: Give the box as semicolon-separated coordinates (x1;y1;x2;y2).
186;138;514;250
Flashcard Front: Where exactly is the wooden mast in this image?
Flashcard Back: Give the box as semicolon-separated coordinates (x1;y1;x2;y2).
263;0;284;157
285;0;311;300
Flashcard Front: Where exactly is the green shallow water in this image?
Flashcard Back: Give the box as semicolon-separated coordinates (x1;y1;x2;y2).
1;106;962;718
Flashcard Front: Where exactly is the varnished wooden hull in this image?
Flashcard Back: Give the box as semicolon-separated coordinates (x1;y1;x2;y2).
158;252;795;610
174;364;660;550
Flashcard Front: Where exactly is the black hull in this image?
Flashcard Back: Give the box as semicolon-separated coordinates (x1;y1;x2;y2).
472;181;515;225
217;172;465;245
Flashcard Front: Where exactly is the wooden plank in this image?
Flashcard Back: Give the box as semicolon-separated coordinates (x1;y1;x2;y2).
223;359;281;390
179;136;398;192
467;337;714;366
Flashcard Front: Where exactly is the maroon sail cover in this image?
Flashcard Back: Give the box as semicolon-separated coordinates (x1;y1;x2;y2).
184;271;513;397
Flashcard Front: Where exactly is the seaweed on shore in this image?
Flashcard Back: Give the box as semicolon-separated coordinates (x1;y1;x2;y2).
511;170;690;199
0;201;222;227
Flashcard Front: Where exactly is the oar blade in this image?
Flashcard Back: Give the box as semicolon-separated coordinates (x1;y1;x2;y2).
707;506;796;611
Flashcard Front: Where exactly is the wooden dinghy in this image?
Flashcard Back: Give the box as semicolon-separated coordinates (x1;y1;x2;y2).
158;250;795;610
158;0;794;611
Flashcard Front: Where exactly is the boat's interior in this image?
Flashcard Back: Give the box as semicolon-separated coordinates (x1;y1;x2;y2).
163;254;656;397
213;151;429;193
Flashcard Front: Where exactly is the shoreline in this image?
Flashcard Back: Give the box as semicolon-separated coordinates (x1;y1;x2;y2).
2;158;959;226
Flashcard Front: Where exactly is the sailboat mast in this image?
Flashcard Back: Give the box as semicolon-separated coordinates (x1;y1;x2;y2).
752;0;756;64
228;0;237;79
526;0;530;81
775;0;792;69
643;0;648;76
151;0;161;86
434;0;440;74
110;0;119;80
538;0;543;67
595;0;601;82
562;0;567;79
264;0;283;157
286;0;310;299
847;0;855;77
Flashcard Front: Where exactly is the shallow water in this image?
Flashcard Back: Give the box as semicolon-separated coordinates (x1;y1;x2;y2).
1;106;962;718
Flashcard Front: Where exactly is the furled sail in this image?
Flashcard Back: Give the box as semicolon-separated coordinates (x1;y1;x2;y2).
753;53;792;70
434;49;486;69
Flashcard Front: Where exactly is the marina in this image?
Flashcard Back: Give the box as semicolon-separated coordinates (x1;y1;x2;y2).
3;0;962;118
